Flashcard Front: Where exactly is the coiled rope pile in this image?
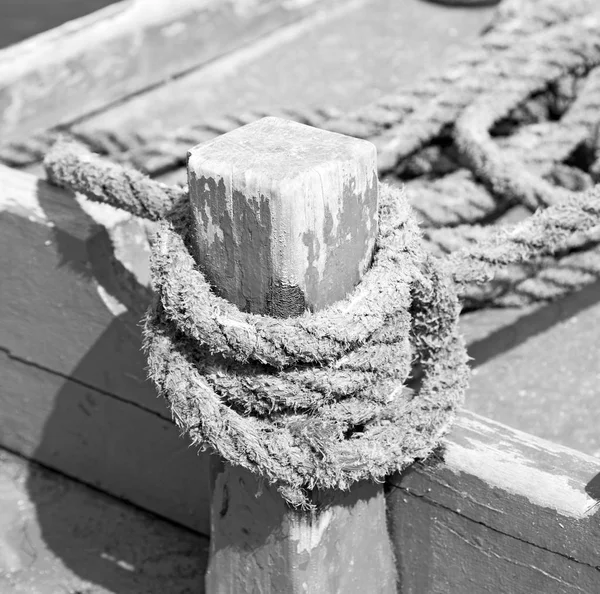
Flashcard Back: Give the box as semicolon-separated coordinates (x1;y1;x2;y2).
33;0;600;505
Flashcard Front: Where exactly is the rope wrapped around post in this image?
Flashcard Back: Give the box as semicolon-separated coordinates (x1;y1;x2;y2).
45;130;470;507
44;132;600;506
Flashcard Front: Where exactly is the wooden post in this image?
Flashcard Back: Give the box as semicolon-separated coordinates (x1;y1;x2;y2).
187;117;397;592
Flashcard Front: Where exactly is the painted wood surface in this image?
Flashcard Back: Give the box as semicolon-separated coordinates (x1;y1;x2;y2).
387;410;600;593
188;116;378;315
0;350;211;535
208;467;395;594
0;0;349;144
0;164;212;534
0;164;159;413
72;0;494;153
0;449;208;594
190;117;397;592
3;161;600;557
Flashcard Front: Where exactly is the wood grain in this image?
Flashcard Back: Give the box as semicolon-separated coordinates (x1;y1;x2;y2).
0;0;349;144
190;117;396;592
3;161;600;578
389;494;599;594
0;449;208;594
0;349;211;534
387;410;600;593
188;116;378;315
0;164;161;414
0;163;212;533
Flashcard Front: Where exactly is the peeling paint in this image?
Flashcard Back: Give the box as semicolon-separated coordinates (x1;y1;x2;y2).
100;552;136;572
161;21;187;38
0;177;49;226
445;438;595;518
96;283;127;317
289;507;333;554
188;116;378;314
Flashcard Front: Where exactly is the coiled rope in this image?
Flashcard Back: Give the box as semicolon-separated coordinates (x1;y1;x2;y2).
44;137;600;505
33;0;600;503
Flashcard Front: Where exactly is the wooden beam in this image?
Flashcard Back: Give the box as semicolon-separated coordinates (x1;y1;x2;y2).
387;409;600;593
0;349;212;534
187;116;396;591
0;448;208;593
0;163;212;533
0;0;349;144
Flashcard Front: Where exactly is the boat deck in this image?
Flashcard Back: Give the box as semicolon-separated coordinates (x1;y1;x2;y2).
1;1;598;591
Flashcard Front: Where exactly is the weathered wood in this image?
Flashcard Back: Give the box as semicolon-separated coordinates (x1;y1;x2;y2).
208;467;395;593
188;117;396;592
387;410;600;593
187;116;378;315
73;0;494;163
4;162;599;553
0;0;349;144
460;287;600;457
0;164;212;533
0;448;208;594
389;494;600;594
0;166;161;413
0;349;211;534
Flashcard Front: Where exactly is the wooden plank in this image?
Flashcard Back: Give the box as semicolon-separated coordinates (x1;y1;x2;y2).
387;410;600;593
0;164;162;415
389;495;599;594
187;117;396;591
0;164;214;533
460;283;600;456
73;0;494;148
0;0;350;143
0;448;208;594
3;161;599;555
0;349;212;535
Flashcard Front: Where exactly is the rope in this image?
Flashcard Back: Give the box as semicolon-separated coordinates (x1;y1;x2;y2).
43;143;600;504
141;184;468;505
34;0;600;502
377;13;600;174
0;106;342;172
44;141;185;220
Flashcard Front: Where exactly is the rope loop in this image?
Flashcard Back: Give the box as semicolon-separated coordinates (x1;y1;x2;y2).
143;183;469;505
39;0;600;503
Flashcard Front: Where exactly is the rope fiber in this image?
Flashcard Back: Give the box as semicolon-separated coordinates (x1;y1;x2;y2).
39;0;600;504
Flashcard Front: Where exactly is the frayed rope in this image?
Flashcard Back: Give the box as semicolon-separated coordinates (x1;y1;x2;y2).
43;139;600;505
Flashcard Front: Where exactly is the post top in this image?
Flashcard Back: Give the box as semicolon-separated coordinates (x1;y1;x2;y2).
186;116;378;316
187;117;376;181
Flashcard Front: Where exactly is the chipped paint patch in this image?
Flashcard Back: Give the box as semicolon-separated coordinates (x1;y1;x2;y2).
162;21;187;38
289;507;333;554
96;284;127;316
0;174;50;226
445;437;595;518
100;552;136;572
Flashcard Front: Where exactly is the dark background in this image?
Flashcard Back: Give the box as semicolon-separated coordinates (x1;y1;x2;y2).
0;0;121;49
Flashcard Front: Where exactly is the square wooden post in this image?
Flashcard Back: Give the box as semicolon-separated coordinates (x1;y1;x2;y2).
187;117;397;593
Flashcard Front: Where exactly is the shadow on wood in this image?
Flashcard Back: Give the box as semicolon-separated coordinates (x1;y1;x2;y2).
207;466;396;593
0;169;212;591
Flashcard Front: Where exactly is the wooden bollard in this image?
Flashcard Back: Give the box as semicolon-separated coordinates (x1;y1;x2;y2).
188;117;397;593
